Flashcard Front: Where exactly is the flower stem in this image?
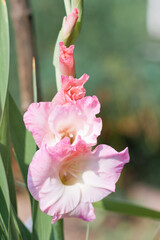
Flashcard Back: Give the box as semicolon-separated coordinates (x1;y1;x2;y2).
85;223;90;240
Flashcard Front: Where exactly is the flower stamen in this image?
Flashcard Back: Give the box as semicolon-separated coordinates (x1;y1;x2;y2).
59;128;76;144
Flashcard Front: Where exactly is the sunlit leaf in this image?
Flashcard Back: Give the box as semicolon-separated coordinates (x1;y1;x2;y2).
0;0;9;113
32;200;55;240
0;95;17;212
9;93;36;186
94;197;160;220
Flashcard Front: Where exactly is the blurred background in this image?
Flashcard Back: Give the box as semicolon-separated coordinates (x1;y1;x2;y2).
6;0;160;239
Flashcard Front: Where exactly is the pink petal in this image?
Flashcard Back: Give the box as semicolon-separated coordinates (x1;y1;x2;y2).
28;144;81;217
42;185;81;216
76;96;102;146
81;145;129;203
81;185;112;203
49;97;102;146
59;42;75;77
53;74;89;105
23;102;52;148
62;8;79;39
27;138;129;223
76;95;101;116
27;145;59;201
52;89;67;105
61;73;89;90
51;203;96;224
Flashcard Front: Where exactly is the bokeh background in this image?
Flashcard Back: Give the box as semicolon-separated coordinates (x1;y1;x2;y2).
7;0;160;239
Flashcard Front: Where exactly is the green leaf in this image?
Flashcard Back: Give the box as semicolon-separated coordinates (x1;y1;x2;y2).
32;200;55;240
11;205;31;240
0;0;9;113
0;154;10;239
53;219;64;240
10;209;21;240
15;217;31;240
94;197;160;220
0;95;17;212
9;93;36;187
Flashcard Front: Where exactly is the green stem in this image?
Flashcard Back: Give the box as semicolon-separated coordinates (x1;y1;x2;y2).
85;223;90;240
54;219;64;240
64;0;71;15
55;66;61;92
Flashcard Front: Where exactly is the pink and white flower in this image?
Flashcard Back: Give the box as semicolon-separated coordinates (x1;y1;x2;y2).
27;138;129;223
53;74;89;105
23;96;102;148
59;42;75;77
62;8;79;39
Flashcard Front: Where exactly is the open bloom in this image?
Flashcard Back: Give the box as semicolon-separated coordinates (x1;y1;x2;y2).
59;42;75;77
23;96;102;148
62;8;79;39
28;138;129;223
53;74;89;105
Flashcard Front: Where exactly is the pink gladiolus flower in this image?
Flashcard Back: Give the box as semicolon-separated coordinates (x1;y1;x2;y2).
23;96;102;148
62;8;79;39
27;138;129;223
59;42;75;77
53;74;89;105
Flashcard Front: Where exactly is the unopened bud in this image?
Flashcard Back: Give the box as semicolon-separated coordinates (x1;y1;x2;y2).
62;8;79;39
59;42;75;77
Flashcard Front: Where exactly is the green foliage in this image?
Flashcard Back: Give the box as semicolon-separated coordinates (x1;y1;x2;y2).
0;2;31;239
94;197;160;220
53;219;64;240
0;0;17;216
32;200;55;240
9;94;35;186
11;206;31;240
0;96;17;212
0;154;10;238
0;0;9;113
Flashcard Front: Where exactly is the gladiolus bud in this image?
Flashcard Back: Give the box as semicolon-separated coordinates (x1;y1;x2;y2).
62;8;79;39
59;42;75;77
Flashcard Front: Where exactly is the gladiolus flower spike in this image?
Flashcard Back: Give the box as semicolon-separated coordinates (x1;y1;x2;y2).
24;42;130;224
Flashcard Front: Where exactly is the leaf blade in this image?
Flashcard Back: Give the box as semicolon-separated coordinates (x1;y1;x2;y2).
9;93;36;186
94;197;160;220
0;154;10;238
31;200;55;240
0;0;9;113
0;95;17;212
